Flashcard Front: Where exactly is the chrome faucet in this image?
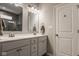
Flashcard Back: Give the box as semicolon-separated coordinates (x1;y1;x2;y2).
9;32;15;37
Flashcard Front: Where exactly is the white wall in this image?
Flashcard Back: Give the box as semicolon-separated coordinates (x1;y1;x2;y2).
39;4;56;55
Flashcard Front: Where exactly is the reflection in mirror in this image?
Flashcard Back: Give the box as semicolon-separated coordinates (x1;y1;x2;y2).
0;3;22;31
28;12;39;33
27;4;39;33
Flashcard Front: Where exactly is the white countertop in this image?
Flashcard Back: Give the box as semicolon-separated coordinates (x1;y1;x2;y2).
0;34;47;43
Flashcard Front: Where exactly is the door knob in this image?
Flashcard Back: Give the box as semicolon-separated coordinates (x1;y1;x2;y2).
56;34;59;37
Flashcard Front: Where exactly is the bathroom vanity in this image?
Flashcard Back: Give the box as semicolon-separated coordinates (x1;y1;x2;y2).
0;3;47;56
0;34;47;56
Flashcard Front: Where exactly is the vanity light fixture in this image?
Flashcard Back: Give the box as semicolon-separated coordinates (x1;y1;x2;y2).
27;4;39;14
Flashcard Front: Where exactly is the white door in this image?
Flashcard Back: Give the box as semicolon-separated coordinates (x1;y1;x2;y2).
56;4;78;56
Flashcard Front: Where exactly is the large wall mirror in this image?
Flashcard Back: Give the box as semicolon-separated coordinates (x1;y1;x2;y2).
28;4;39;33
0;3;22;31
0;3;39;33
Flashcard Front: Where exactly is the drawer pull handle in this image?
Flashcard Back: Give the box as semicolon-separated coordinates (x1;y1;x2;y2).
16;49;22;52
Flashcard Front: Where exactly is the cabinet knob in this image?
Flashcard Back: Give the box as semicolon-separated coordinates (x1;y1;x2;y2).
56;34;59;37
33;40;36;44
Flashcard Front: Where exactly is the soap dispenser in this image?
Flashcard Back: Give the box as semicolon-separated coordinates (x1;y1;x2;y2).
33;24;37;35
40;24;45;35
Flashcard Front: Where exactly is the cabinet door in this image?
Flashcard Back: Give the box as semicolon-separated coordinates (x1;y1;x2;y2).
38;36;47;56
19;45;30;56
2;49;19;56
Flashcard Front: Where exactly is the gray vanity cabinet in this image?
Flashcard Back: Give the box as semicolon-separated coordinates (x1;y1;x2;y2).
38;36;47;56
0;35;47;56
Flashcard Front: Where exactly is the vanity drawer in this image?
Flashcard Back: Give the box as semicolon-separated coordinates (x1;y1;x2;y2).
2;48;19;56
31;38;37;45
39;39;47;49
31;45;37;56
39;36;47;42
2;39;30;51
30;38;37;56
31;45;37;52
